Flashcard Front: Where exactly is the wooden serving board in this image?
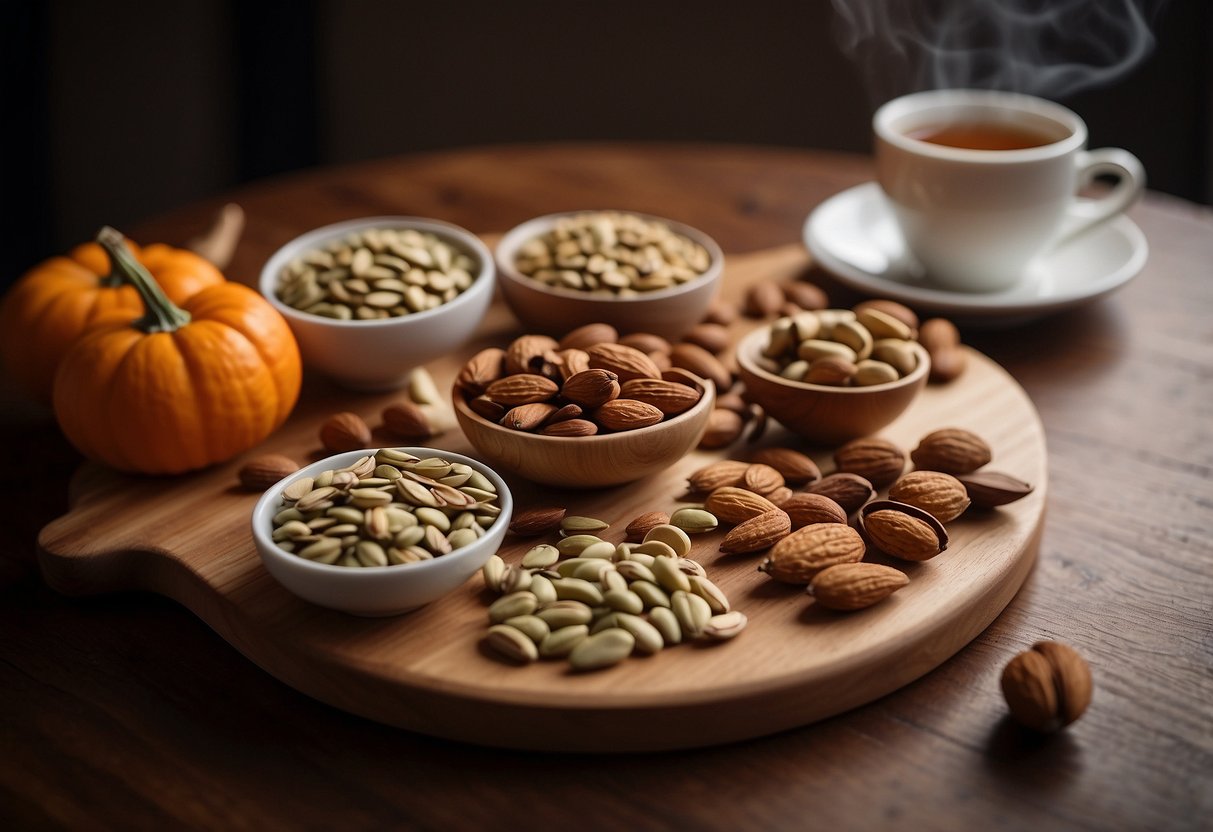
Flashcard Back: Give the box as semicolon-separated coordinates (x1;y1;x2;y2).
37;244;1046;753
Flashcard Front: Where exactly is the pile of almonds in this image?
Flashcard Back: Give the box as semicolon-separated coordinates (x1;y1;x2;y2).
456;326;710;436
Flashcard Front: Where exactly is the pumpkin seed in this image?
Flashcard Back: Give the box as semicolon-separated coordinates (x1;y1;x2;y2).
552;577;605;605
648;606;682;645
528;573;558;604
489;591;538;623
535;600;593;629
688;575;730;614
614;613;664;655
538;624;589;658
521;544;560;569
672;590;712;638
652;556;692;594
485;625;538;663
504;615;550;643
703;610;748;640
569;628;636;671
482;554;505;591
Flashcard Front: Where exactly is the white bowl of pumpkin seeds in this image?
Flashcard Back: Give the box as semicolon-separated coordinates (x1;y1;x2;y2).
259;216;495;391
251;447;513;616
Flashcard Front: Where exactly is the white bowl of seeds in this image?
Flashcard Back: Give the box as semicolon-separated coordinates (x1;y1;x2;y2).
495;210;723;339
260;216;495;391
251;447;513;616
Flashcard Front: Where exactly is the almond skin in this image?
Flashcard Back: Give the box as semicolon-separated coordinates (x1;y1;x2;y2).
911;428;992;474
955;471;1034;508
238;454;298;491
593;399;663;431
719;508;791;554
319;412;372;453
561;369;621;409
808;563;909;610
759;523;865;584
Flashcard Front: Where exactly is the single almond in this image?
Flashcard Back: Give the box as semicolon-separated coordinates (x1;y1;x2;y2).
593;398;664;431
500;402;559;431
620;378;702;416
555;348;591;380
381;400;433;439
456;347;506;395
687;459;750;493
715;392;749;416
911;428;992;474
780;493;848;528
805;473;875;514
833;437;906;488
705;486;778;524
742;463;784;496
749;447;821;486
561;368;621;409
719;508;791;554
586;342;663;382
468;395;506;421
540;418;599;436
808;562;909;610
888;470;971;522
669;343;732;393
744;280;784;318
783;281;827;311
766;485;794;507
918;317;961;354
759;523;865;584
859;500;949;561
698;408;744;449
1001;641;1093;732
509;507;566;537
484;373;559;406
559;322;618;350
928;346;967;384
319;412;372;453
238;454;298;491
682;322;730;355
625;511;671;542
702;299;738;326
505;334;560;375
618;332;671;354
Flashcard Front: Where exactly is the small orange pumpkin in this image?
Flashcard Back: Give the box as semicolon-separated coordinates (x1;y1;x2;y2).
0;234;224;403
53;227;301;475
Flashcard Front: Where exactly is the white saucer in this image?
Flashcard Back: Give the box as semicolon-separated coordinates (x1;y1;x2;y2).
804;182;1148;325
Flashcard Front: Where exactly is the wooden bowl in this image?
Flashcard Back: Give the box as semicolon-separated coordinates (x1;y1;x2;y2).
736;327;930;445
452;381;716;488
494;211;723;339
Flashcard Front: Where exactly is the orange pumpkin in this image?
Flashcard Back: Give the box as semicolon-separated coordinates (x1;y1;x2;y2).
0;234;224;403
53;228;301;475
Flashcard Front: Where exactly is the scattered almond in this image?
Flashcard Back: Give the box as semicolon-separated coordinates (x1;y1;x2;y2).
780;493;848;528
698;408;744;449
750;447;821;485
759;523;865;584
1001;641;1092;732
833;437;906;488
719;508;791;554
805;473;875;514
381;400;434;439
911;428;992;474
510;507;567;537
319;412;372;453
238;454;298;491
559;322;618;350
808;563;909;611
888;470;971;522
625;511;670;542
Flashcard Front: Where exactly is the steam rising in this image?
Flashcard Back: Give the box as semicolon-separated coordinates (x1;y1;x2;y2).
831;0;1162;104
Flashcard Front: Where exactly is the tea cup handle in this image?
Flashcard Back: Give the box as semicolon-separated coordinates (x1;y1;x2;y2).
1054;148;1146;247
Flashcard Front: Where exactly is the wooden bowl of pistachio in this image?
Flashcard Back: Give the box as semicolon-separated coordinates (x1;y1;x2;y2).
494;210;723;340
736;319;930;445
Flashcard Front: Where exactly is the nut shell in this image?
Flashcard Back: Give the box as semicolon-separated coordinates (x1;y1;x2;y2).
859;500;949;561
956;471;1034;508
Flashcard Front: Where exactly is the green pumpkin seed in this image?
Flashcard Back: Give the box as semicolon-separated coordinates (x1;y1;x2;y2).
522;544;560;570
488;591;538;623
649;606;682;645
538;624;589;658
535;600;593;629
652;556;692;594
485;625;538;663
552;577;604;605
630;580;671;609
569;629;635;671
642;524;692;557
504;615;550;643
614;613;664;655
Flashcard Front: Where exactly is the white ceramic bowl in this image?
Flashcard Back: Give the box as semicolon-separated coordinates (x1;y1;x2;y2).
251;447;513;616
259;217;495;391
495;210;724;339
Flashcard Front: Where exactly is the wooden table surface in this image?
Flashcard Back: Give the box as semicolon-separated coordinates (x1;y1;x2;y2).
3;144;1211;830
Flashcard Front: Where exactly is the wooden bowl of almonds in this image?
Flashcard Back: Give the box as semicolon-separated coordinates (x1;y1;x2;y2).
736;312;930;445
452;332;716;488
259;216;494;391
494;210;723;339
251;447;513;616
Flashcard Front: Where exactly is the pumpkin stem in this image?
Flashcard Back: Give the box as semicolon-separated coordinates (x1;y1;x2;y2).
97;226;191;333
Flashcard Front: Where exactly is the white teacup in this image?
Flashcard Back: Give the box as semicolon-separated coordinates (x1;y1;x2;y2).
874;89;1145;292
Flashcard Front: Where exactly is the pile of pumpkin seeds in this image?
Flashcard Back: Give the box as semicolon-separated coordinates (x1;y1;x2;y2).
270;449;501;567
512;211;713;296
276;227;478;320
481;518;746;671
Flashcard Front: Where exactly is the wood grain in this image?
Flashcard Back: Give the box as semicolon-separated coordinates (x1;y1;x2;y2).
36;246;1045;751
3;145;1211;829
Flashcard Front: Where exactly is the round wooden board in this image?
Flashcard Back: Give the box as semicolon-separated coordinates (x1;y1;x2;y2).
37;246;1046;753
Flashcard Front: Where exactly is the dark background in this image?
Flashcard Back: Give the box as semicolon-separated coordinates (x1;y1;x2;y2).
2;0;1209;288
